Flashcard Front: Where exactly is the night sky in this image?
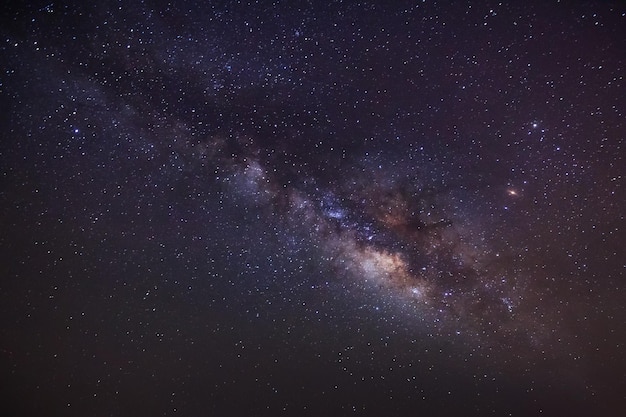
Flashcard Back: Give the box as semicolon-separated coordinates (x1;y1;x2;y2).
1;1;625;416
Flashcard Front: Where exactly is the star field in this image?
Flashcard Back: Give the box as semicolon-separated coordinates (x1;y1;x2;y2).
1;1;625;416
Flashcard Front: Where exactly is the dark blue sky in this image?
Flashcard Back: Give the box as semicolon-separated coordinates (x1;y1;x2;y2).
1;1;624;416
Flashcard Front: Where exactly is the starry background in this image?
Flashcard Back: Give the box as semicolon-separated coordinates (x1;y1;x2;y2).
1;1;625;416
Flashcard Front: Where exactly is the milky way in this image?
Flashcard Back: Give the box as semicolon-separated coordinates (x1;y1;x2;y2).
1;1;625;416
208;136;531;343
